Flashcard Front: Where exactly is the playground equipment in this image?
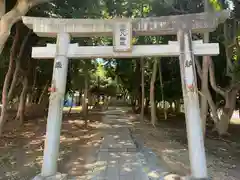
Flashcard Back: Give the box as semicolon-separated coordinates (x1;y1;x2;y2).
22;10;229;179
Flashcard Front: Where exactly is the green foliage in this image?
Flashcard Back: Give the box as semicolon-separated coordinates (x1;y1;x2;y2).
1;0;239;108
209;0;222;11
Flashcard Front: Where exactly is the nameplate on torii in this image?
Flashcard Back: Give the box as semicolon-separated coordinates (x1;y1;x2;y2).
113;20;132;52
31;41;219;59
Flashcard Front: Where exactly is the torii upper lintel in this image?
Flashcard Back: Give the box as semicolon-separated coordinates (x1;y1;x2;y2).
22;10;230;37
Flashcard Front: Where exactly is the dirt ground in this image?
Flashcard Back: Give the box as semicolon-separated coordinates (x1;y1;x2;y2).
128;111;240;180
1;107;240;180
0;110;104;180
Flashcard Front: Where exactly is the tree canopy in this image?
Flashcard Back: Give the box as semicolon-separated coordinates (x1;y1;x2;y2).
0;0;239;135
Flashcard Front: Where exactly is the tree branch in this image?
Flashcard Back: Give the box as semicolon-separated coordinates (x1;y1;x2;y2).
28;0;53;8
199;89;220;123
0;0;51;54
235;35;240;51
0;0;5;18
208;57;226;97
162;0;189;14
192;34;202;40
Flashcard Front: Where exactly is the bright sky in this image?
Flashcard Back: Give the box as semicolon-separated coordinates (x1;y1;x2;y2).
226;0;234;10
96;58;104;64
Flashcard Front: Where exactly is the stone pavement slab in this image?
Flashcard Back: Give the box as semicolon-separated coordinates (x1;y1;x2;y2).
99;133;136;152
87;106;180;180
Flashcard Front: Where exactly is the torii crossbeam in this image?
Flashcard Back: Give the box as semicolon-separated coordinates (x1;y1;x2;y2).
31;42;219;59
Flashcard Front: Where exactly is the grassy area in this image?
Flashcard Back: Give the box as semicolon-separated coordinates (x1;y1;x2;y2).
63;106;82;112
230;118;240;125
62;106;95;112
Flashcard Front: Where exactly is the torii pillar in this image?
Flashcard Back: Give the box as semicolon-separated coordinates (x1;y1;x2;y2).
42;33;70;178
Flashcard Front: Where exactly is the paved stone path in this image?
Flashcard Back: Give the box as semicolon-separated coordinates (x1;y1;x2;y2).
84;106;177;180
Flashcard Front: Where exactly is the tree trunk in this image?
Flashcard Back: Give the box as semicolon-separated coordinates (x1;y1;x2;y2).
144;98;150;114
207;57;238;135
7;62;20;102
215;90;237;135
38;81;49;104
131;96;136;112
135;59;141;111
78;91;81;106
204;89;219;125
29;66;37;103
150;59;158;126
8;30;31;101
196;56;220;134
0;24;19;136
15;75;28;124
0;0;5;18
175;99;181;113
158;59;167;120
200;0;211;136
140;58;145;122
169;101;173;112
67;95;74;116
83;72;88;127
201;56;209;136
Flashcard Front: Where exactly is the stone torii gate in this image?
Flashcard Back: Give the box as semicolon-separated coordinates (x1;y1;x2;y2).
22;11;229;180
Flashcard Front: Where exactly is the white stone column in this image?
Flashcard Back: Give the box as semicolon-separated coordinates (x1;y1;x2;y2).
41;33;70;177
178;30;208;179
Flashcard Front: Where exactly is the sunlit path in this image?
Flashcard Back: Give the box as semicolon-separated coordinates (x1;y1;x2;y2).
82;106;179;180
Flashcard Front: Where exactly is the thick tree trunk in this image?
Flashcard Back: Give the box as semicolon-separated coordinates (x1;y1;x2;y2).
208;58;238;135
140;58;145;122
210;15;239;135
0;0;50;54
15;75;28;124
215;90;237;135
196;57;221;134
0;24;19;136
150;59;158;126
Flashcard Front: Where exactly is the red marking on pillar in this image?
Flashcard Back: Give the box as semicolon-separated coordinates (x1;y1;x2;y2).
187;84;193;90
48;87;56;92
150;86;154;92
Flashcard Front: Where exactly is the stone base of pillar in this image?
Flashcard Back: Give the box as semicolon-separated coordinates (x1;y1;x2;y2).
33;173;68;180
